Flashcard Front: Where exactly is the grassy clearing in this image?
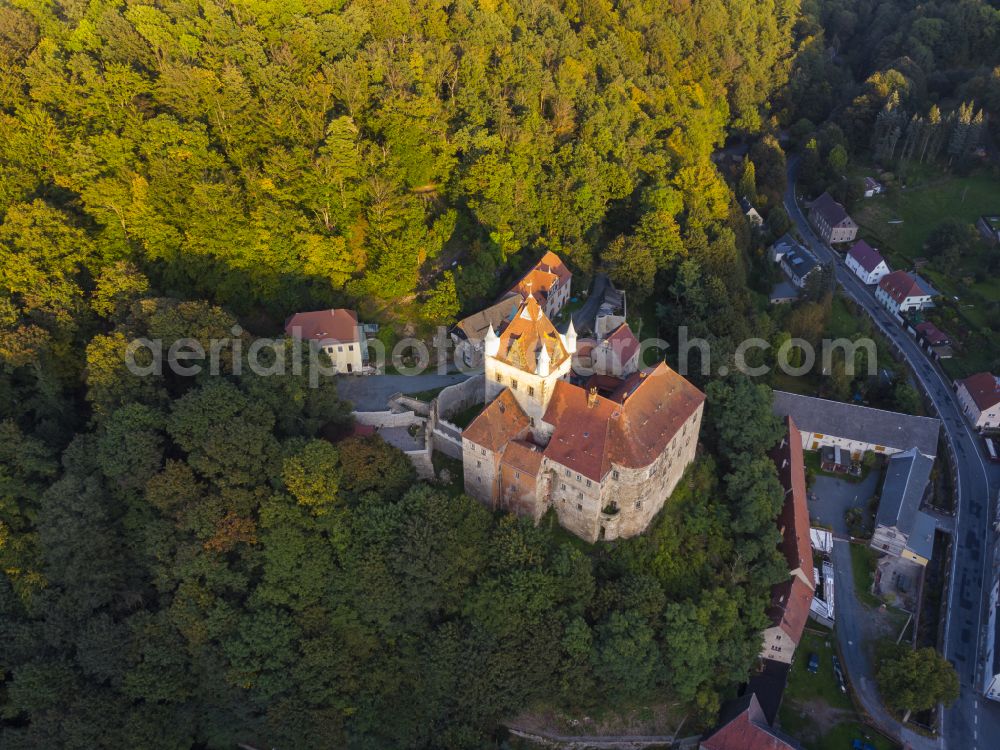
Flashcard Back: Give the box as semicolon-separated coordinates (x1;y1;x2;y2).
404;384;449;401
779;631;900;750
850;166;1000;377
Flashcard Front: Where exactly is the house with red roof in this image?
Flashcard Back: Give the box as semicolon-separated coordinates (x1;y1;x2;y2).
761;418;815;664
955;372;1000;432
284;308;366;374
463;295;704;542
589;322;641;377
700;693;802;750
509;250;573;319
845;240;889;285
875;270;932;317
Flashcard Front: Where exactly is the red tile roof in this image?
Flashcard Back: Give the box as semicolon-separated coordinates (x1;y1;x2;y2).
602;322;641;366
541;363;705;481
495;296;570;373
702;693;799;750
878;271;924;304
767;418;814;645
958;372;1000;411
462;389;531;452
500;438;545;476
509;251;572;305
285;308;359;343
847;240;885;273
915;321;950;346
772;418;814;583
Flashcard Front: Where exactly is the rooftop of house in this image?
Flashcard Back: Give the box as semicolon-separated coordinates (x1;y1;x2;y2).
864;176;882;190
453;293;521;342
771;391;940;458
982;215;1000;230
767;418;814;644
913;273;940;298
462;389;532;453
810;191;855;228
701;693;801;750
509;251;572;304
915;321;950;346
876;448;935;560
284;308;359;343
500;438;545;476
957;372;1000;411
740;195;759;214
879;270;925;304
847;239;886;273
493;295;571;373
542;362;705;482
771;418;814;582
781;244;818;281
600;322;641;363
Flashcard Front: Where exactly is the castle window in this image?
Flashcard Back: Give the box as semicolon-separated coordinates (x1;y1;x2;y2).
561;483;566;490
528;385;535;397
515;471;520;479
565;469;570;477
576;474;581;481
481;448;486;456
338;345;343;352
585;479;591;488
612;470;620;480
577;492;582;500
577;503;582;511
511;379;518;391
495;373;502;383
477;460;481;468
635;500;642;510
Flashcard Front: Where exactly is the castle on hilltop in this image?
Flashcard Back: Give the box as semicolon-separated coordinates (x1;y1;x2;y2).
461;255;705;543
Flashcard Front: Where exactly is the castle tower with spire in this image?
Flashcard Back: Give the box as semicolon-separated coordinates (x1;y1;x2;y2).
484;295;573;429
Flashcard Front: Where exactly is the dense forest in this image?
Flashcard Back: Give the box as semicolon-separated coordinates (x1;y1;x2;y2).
0;1;805;747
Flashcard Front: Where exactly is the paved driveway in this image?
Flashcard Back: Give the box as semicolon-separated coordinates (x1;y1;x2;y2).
810;470;882;536
337;372;470;411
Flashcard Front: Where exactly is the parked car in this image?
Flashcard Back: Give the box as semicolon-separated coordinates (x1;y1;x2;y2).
832;655;847;693
985;436;1000;463
807;652;819;673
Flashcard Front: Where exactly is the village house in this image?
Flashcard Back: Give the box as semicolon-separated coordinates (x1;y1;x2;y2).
863;176;884;198
875;270;933;317
450;294;521;367
284;307;367;374
808;191;858;244
871;448;936;566
954;372;1000;432
740;196;764;227
508;250;573;319
913;321;953;360
771;391;940;460
760;418;814;665
700;693;802;750
845;239;890;285
462;295;704;543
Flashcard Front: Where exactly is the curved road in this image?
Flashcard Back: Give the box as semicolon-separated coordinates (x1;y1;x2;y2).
784;159;1000;750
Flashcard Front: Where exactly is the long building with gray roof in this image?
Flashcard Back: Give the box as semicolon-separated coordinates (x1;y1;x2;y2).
772;391;940;459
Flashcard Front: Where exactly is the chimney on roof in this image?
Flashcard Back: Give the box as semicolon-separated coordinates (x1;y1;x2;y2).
587;387;598;408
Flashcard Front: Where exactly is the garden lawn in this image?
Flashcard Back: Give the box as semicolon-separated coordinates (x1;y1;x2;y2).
850;542;883;610
779;631;899;750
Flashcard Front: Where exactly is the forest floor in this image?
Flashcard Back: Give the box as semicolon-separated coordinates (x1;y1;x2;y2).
507;702;689;741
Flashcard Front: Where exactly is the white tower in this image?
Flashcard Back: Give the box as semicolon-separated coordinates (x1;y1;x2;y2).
536;343;551;377
484;323;500;358
561;319;577;355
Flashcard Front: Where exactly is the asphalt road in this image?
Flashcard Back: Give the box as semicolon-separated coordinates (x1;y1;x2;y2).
337;372;470;411
784;159;1000;749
